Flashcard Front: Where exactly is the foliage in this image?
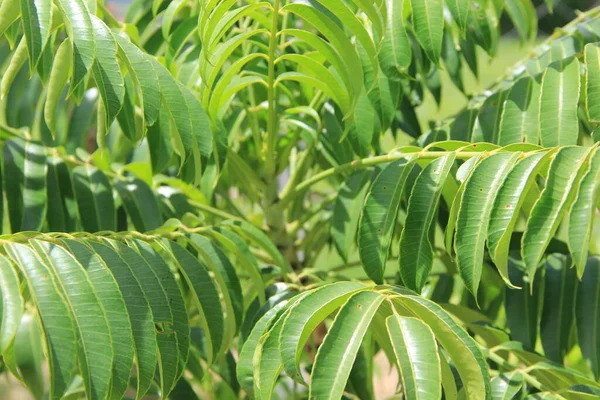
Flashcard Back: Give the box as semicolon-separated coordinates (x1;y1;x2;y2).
1;0;600;399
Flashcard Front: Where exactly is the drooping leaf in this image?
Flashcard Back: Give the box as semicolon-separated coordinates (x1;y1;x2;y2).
456;152;520;296
331;170;371;262
491;371;524;400
585;44;600;123
0;255;23;354
72;165;116;232
279;282;365;381
399;154;455;292
522;147;590;279
386;314;442;400
310;291;385;399
359;156;416;283
20;0;52;70
379;0;411;80
540;254;578;363
410;0;443;65
576;257;600;379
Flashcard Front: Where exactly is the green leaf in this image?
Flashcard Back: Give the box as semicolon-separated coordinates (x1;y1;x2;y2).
504;0;537;44
498;76;541;145
131;240;189;389
20;0;52;70
331;170;371;262
386;314;441;400
359;156;416;283
3;139;47;232
31;240;114;400
253;308;287;400
310;291;385;399
5;243;77;400
2;313;45;400
0;0;20;37
488;151;551;285
397;295;491;399
379;0;411;79
446;0;468;32
456;152;520;296
505;260;542;349
115;177;163;232
56;0;95;91
399;154;455;292
189;234;243;345
585;44;600;123
0;255;23;354
45;156;77;232
162;240;223;366
90;16;124;135
279;282;365;381
237;300;290;395
410;0;443;65
72;165;116;232
115;34;161;126
111;240;181;396
88;240;157;400
540;254;578;363
522;147;590;278
44;39;72;135
576;257;600;379
0;38;28;99
569;148;600;276
491;371;524;400
59;239;134;400
539;58;581;147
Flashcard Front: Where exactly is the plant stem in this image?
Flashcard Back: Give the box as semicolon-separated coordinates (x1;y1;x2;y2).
188;200;244;222
265;0;281;177
278;150;484;207
486;350;544;391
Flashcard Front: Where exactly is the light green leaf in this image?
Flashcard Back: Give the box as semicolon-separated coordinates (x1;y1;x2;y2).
359;156;416;283
456;152;520;296
410;0;443;64
539;58;580;147
400;154;455;292
386;314;441;400
310;291;385;400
